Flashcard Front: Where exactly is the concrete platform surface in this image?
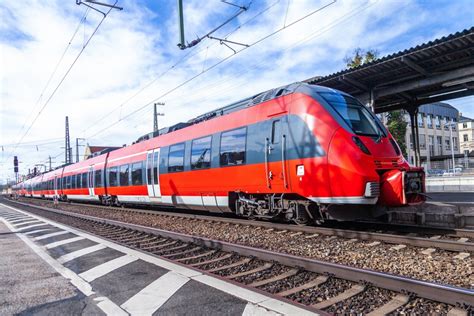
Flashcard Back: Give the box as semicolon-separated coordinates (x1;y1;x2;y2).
0;203;318;316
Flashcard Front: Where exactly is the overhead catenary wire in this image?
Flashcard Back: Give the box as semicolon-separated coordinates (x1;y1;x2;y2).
2;3;118;167
87;0;336;138
82;0;283;136
8;8;90;157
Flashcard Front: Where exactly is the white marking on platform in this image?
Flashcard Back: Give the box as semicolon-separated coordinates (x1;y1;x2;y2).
13;219;40;226
57;244;107;264
121;271;189;315
16;223;47;231
0;216;126;315
44;236;86;249
35;231;69;240
1;203;320;315
9;218;34;224
24;228;52;235
79;255;138;282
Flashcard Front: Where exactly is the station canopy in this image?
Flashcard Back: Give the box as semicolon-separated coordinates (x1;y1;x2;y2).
304;27;474;114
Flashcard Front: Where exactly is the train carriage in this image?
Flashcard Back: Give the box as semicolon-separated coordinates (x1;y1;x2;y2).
13;83;425;223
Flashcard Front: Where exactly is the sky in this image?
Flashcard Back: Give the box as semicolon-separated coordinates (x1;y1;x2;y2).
1;0;473;183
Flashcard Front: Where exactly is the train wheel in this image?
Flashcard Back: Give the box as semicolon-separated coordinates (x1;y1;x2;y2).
288;201;309;226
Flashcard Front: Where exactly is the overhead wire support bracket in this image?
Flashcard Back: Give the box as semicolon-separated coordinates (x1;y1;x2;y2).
177;0;250;50
76;0;122;17
207;35;249;54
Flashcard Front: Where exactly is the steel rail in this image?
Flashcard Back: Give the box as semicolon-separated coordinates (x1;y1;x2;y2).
21;198;474;252
7;200;474;307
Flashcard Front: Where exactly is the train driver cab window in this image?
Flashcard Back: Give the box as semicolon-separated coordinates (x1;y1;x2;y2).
131;162;144;185
119;164;130;186
191;136;212;169
271;120;281;144
94;169;102;187
220;127;247;166
168;143;185;172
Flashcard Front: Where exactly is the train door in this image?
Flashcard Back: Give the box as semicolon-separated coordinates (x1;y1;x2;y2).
264;117;289;191
54;176;58;196
88;166;94;197
146;148;161;200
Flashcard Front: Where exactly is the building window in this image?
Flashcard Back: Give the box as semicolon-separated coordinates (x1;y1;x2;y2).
168;143;185;172
220;127;246;166
453;137;458;151
131;162;144;185
119;164;130;186
463;123;468;128
426;114;433;128
419;134;426;150
444;117;450;130
437;136;442;155
428;135;434;156
191;136;212;170
108;167;118;187
417;113;424;127
464;134;469;142
435;116;441;129
445;139;451;151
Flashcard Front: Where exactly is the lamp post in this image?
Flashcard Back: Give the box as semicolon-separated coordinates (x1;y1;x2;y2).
447;121;456;174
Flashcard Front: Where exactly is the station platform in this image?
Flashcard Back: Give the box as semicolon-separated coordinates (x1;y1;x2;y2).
0;203;317;316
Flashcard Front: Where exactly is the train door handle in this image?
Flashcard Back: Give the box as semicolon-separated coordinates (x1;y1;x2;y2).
268;171;273;179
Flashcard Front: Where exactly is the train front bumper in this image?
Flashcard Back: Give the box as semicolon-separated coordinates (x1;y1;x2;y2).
377;168;426;207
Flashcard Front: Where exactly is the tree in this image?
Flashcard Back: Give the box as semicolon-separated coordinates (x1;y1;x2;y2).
344;48;379;69
386;111;408;157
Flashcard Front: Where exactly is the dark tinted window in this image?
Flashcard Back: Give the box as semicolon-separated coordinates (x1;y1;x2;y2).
271;120;281;144
220;128;246;166
320;92;384;137
119;164;130;186
94;169;102;187
108;167;118;187
153;152;159;184
191;136;211;169
82;173;88;188
76;174;81;188
131;162;144;185
146;153;153;184
72;175;77;189
168;143;185;172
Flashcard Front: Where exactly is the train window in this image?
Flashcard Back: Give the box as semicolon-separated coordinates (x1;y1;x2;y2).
168;143;185;172
94;169;102;187
220;127;247;166
81;173;87;188
119;164;130;186
153;152;159;184
72;175;76;189
131;162;144;185
76;174;81;188
62;177;66;190
271;120;281;144
108;167;118;187
191;136;212;170
146;153;153;184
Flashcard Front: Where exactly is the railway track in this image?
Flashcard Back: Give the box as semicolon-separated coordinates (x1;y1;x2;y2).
2;199;472;315
11;197;474;253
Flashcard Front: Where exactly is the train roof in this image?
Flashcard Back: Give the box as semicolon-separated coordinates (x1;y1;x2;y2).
135;82;344;143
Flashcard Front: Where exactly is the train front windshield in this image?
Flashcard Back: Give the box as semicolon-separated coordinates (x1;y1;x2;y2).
320;92;385;137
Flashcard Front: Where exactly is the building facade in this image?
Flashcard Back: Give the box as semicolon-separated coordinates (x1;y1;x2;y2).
379;102;460;170
458;116;474;154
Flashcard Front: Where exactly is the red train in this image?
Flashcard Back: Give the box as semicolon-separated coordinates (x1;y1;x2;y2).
12;83;425;223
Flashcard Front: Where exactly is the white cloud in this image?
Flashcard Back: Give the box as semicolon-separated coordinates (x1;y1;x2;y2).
1;0;473;183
